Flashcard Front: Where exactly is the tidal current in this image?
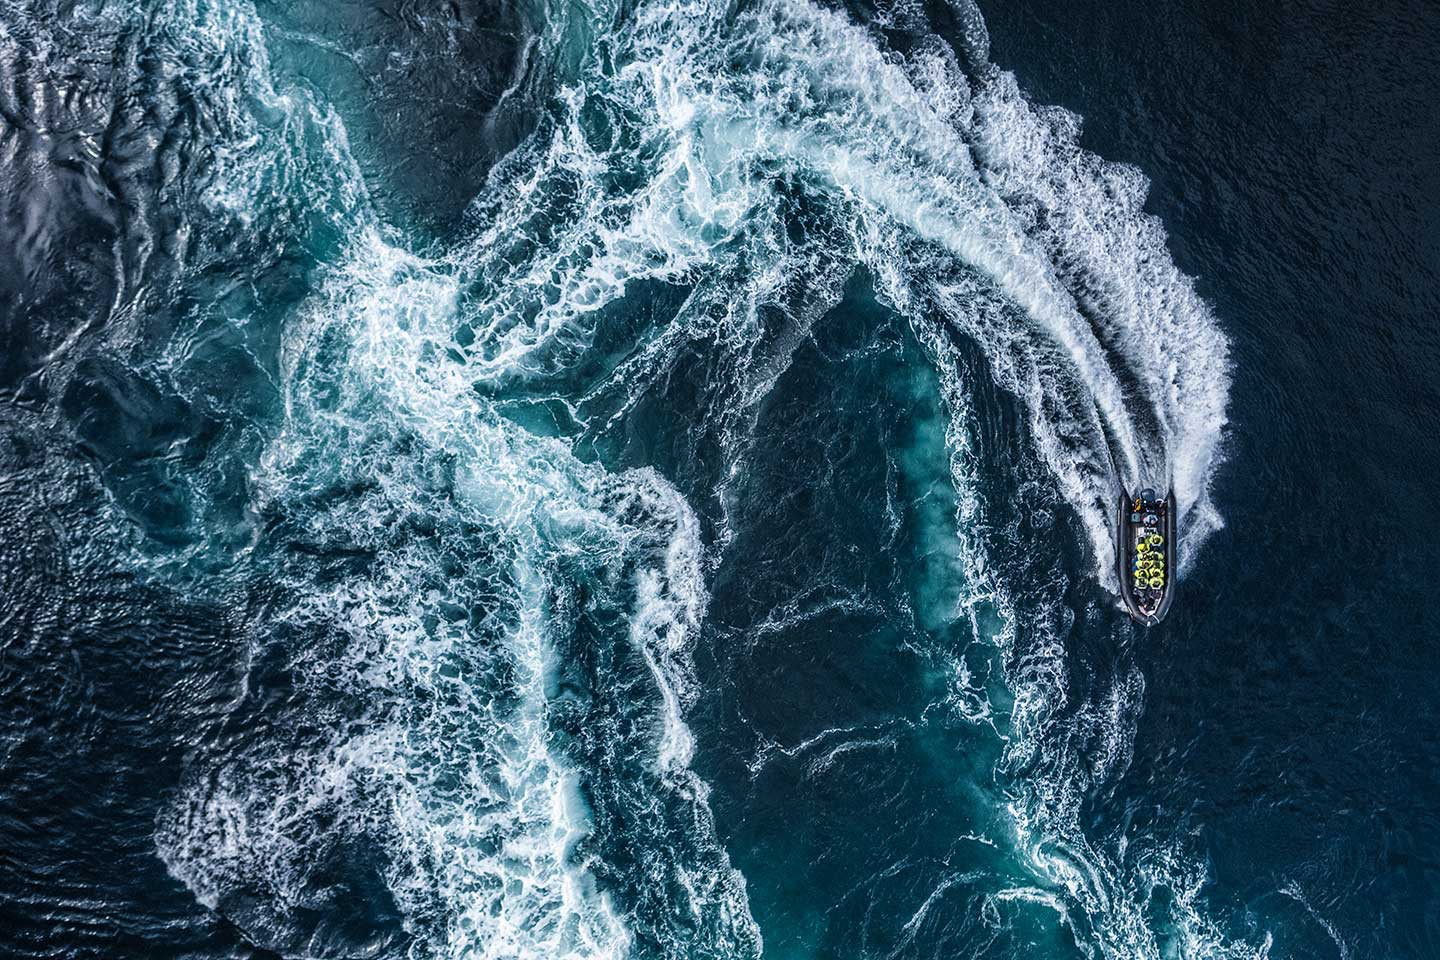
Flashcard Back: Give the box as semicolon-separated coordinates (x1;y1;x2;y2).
3;1;1438;958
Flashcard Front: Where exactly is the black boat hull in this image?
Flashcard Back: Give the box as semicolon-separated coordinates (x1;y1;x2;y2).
1117;488;1176;625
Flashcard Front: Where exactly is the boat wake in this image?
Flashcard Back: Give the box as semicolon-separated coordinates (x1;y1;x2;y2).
53;0;1254;955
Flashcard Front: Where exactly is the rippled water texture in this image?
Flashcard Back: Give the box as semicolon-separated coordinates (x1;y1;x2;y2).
3;0;1438;958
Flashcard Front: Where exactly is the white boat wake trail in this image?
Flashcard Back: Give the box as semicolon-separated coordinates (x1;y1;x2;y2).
145;0;1255;956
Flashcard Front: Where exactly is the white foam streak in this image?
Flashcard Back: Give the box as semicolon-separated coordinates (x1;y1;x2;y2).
733;0;1145;485
272;230;752;958
156;2;760;950
626;482;707;772
573;0;1227;586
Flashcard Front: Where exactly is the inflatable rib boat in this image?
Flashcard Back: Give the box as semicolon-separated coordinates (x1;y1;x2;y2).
1117;488;1175;625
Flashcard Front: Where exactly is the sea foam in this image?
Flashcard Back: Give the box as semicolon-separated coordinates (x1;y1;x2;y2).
147;0;1248;954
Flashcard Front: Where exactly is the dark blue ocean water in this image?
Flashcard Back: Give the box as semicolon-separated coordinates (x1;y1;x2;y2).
2;1;1438;958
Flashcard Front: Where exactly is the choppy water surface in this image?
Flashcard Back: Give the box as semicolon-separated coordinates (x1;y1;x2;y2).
3;0;1438;958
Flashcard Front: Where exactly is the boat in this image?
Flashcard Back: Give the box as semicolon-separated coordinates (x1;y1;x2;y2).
1117;487;1176;625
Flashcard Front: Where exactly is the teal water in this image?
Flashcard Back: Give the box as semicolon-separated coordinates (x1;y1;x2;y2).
3;0;1436;957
